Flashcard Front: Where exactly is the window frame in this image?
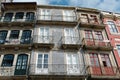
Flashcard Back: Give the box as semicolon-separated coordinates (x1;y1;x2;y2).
116;45;120;56
107;21;118;33
9;30;20;39
89;53;100;67
37;54;48;69
15;12;24;20
1;54;14;67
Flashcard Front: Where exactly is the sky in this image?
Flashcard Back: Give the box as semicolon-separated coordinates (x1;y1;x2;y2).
13;0;120;13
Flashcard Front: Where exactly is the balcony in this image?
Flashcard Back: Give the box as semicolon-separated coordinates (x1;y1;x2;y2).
62;36;81;49
29;64;86;79
33;35;54;49
0;37;32;49
36;15;77;26
87;66;120;79
82;38;113;51
0;66;27;80
0;16;35;27
79;17;105;29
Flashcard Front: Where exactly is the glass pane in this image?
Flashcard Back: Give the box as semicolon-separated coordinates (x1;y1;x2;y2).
4;13;13;22
10;30;19;39
15;12;24;19
2;54;14;67
0;31;7;44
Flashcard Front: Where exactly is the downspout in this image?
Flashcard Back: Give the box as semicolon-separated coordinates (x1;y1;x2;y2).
75;7;88;80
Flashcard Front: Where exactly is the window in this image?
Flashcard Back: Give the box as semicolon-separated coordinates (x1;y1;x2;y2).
39;28;49;43
0;30;8;44
37;54;48;68
2;54;14;67
26;12;34;21
116;45;120;56
40;9;51;20
9;30;19;39
94;31;103;40
101;54;111;67
21;30;31;44
107;21;118;33
15;12;24;20
85;30;93;39
64;28;76;44
3;13;13;22
14;54;28;75
90;15;98;24
66;53;79;74
63;10;75;21
81;14;89;23
89;53;100;66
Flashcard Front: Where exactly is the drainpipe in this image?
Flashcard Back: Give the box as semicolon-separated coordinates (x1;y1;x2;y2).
75;7;88;80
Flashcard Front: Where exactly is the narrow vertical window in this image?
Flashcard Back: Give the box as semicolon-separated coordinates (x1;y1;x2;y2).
37;54;48;68
39;27;49;43
89;53;100;66
0;30;8;44
101;54;111;67
21;30;31;44
64;28;75;44
107;21;118;33
117;45;120;56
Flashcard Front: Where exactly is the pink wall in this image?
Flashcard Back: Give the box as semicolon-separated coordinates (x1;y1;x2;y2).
103;18;120;67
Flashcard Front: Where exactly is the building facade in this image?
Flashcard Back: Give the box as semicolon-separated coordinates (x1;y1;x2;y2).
0;2;120;80
102;11;120;73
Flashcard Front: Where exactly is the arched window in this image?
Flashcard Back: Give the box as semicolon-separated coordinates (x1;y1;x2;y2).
3;13;13;22
15;12;24;20
2;54;14;67
107;21;118;33
26;12;34;21
15;54;28;75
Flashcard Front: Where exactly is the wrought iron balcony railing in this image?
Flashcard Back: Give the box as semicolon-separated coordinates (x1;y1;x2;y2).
33;35;53;44
29;64;87;76
0;16;35;22
62;36;80;45
37;15;77;22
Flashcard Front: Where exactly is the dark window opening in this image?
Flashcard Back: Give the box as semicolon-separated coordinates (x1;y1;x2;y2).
0;30;8;44
21;30;32;44
3;13;13;22
103;61;107;67
15;12;24;19
26;12;34;21
2;54;14;67
9;30;19;39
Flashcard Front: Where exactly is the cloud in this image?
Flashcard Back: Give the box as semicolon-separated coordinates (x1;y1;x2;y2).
68;0;120;12
13;0;120;13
